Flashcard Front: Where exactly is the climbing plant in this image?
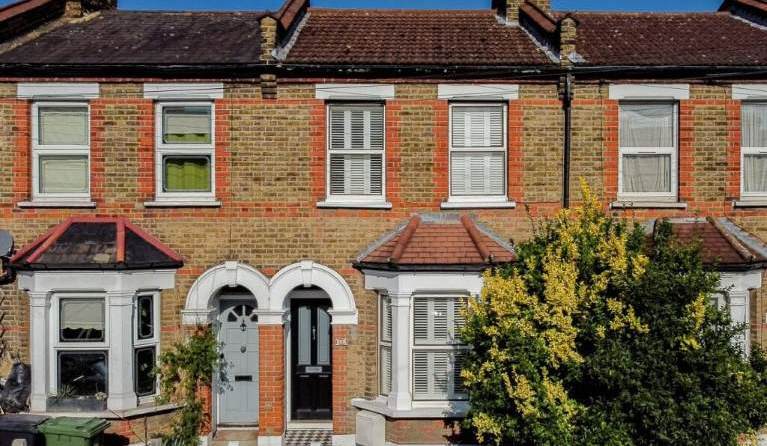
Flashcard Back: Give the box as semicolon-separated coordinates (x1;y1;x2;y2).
156;326;221;446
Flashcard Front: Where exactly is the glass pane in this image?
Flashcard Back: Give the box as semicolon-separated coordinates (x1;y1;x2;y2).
452;106;504;148
298;305;311;365
621;154;672;193
742;103;767;148
162;106;211;144
380;345;392;395
744;154;767;192
317;307;330;365
450;151;504;196
39;106;88;145
39;156;88;194
60;299;105;342
135;347;156;396
163;156;211;192
137;295;154;340
58;351;107;397
328;106;384;150
620;103;674;148
329;153;382;195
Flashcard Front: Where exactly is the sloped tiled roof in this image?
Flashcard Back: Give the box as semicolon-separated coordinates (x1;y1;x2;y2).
355;214;515;272
654;218;767;271
556;11;767;66
11;217;183;270
0;10;265;65
284;9;553;66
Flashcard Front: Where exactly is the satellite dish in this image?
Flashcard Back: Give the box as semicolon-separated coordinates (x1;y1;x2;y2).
0;230;14;258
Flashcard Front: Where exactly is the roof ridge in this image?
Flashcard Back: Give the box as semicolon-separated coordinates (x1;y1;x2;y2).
709;217;755;263
389;215;421;264
460;215;491;263
307;7;495;14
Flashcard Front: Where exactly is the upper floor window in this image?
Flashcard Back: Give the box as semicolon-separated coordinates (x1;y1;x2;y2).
618;102;678;201
326;104;385;203
154;103;215;202
412;296;468;401
448;104;507;202
32;103;90;201
741;103;767;197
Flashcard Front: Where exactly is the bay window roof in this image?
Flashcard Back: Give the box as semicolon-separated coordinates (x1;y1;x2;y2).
355;213;515;272
11;217;183;271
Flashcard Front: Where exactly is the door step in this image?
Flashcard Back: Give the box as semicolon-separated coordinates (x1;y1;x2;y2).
211;441;258;446
214;428;259;441
283;430;332;446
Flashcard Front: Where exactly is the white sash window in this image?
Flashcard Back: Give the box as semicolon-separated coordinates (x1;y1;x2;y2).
449;104;507;202
618;102;678;201
326;104;386;203
32;103;91;201
741;103;767;197
411;296;468;401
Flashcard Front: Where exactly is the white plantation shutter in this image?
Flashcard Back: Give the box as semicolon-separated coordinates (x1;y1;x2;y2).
380;296;393;396
412;297;469;401
450;104;506;198
382;296;392;342
381;345;392;395
328;105;385;197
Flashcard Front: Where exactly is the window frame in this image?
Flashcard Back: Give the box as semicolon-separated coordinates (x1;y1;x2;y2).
31;101;91;202
447;102;508;203
154;101;216;202
617;101;679;202
740;101;767;199
56;350;109;398
134;293;160;401
379;294;392;396
325;102;387;204
59;297;107;343
410;295;469;403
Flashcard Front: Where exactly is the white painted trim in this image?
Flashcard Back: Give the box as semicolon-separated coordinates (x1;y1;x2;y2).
143;83;224;100
719;270;762;354
440;200;516;209
609;84;690;100
18;83;99;99
353;398;469;419
315;84;395;100
183;262;270;325
438;84;519;100
17;201;97;208
611;201;688;209
143;200;222;208
316;200;392;209
733;84;767;100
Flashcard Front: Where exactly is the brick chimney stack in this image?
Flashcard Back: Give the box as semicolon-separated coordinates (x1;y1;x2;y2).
494;0;551;22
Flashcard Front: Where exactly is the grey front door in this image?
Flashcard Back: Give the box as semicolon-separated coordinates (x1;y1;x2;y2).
218;300;259;425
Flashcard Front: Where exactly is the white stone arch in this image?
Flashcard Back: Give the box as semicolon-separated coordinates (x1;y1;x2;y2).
182;261;270;325
269;260;358;325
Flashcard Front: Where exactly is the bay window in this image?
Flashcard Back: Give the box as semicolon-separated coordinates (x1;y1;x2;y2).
32;103;91;201
155;103;215;201
448;103;507;202
618;102;678;201
741;102;767;197
411;296;468;401
134;294;158;398
326;104;385;203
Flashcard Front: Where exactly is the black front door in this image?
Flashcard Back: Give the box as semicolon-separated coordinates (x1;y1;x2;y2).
291;299;332;420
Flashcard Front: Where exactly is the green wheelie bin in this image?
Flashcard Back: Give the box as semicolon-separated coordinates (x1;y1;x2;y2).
38;417;110;446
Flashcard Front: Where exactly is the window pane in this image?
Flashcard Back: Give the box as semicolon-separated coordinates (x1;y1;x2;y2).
328;106;384;150
620;103;674;148
60;299;105;342
329;153;383;195
135;347;156;396
452;106;504;148
621;154;671;193
413;350;450;400
381;296;392;343
380;345;392;396
58;351;107;397
39;156;88;194
163;156;211;192
450;152;504;196
137;295;154;340
162;106;212;144
39;106;88;145
743;103;767;148
744;154;767;193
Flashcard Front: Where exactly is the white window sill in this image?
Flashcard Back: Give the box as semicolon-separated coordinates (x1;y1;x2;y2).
441;200;516;210
17;200;96;209
351;398;469;419
316;201;392;210
611;201;687;210
30;401;179;419
143;200;222;208
733;199;767;208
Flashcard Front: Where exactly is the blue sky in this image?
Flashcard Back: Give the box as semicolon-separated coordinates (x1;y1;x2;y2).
0;0;725;11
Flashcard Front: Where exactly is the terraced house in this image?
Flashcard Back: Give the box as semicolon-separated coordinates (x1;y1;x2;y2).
1;0;767;444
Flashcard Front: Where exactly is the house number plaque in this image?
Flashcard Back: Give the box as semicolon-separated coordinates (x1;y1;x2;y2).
335;338;349;346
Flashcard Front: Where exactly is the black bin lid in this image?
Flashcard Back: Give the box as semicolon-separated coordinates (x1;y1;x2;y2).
0;414;51;433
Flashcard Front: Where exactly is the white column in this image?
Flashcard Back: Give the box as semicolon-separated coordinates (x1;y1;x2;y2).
388;292;412;411
729;290;750;353
28;291;50;412
107;291;137;410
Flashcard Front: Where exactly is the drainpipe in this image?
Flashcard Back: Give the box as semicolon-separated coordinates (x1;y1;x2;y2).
562;72;573;208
